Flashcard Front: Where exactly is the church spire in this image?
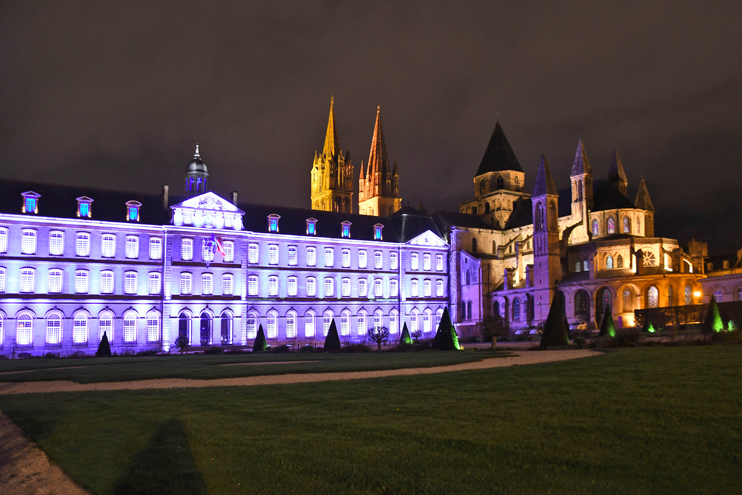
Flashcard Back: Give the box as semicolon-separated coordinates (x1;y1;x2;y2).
323;96;339;158
570;139;592;176
358;106;401;217
533;153;558;196
635;176;654;212
608;148;628;194
367;106;388;183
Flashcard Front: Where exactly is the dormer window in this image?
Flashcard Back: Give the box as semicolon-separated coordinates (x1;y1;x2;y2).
306;217;317;235
341;221;351;238
374;223;384;241
126;201;142;222
21;191;40;214
76;196;93;218
268;214;280;233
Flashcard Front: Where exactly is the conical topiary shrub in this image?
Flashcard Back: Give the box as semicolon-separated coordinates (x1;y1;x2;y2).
324;319;341;351
598;305;616;337
704;298;724;334
400;323;413;345
253;325;268;352
432;308;461;351
96;332;112;357
641;317;655;333
540;294;570;347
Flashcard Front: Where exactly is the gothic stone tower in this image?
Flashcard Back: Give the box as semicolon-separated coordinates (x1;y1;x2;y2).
569;139;594;244
358;106;401;217
311;97;354;213
635;176;655;236
532;154;562;322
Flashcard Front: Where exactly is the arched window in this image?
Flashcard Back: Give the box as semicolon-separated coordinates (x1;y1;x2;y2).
484;202;490;214
285;311;296;339
667;285;675;306
607;217;616;235
592;219;599;236
178;311;191;343
467;300;473;320
304;311;315;338
389;310;399;334
606;256;614;269
465;269;471;285
123;311;137;343
46;313;62;344
340;310;351;337
637;216;642;234
684;285;692;305
0;313;3;346
549;202;557;227
575;261;581;273
479;179;485;195
514;176;520;189
496;176;504;190
221;312;233;344
623;216;631;234
512;299;521;321
472;238;477;253
148;311;161;342
601;289;612;316
374;310;384;332
623;289;632;312
577;179;583;201
423;309;432;333
648;286;659;308
584;260;589;272
713;291;723;303
200;312;212;346
246;312;258;339
267;311;278;339
323;310;334;336
461;301;467;320
617;255;624;268
17;313;33;345
574;290;588;316
493;301;500;318
73;312;88;344
410;309;419;332
536;203;544;229
435;308;444;329
357;311;367;336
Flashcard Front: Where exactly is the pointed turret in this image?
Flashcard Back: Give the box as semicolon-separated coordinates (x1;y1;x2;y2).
323;96;339;158
635;176;654;212
532;154;558;196
608;149;628;194
570;139;592;176
311;96;353;213
358;106;402;216
476;122;523;176
367;106;388;182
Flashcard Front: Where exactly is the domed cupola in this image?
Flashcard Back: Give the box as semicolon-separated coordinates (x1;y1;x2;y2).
185;144;209;197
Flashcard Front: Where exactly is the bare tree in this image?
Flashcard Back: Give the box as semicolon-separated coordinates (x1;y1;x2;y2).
173;335;190;354
367;325;390;351
479;314;510;347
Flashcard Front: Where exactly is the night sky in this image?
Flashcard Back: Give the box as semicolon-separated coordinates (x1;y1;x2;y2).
1;1;741;253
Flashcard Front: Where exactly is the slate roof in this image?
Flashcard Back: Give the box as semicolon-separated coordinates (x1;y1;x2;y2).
532;154;558;196
431;211;494;231
475;122;523;176
592;178;635;211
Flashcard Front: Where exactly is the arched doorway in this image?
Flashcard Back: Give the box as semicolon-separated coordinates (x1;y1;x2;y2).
574;290;589;320
178;312;190;342
200;312;212;346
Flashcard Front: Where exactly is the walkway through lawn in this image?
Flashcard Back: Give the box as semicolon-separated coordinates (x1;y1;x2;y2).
0;350;599;395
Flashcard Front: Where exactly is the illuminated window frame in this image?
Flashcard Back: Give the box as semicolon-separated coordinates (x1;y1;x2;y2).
76;196;93;218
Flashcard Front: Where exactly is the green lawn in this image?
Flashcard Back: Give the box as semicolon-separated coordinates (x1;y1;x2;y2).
0;351;493;383
1;346;741;494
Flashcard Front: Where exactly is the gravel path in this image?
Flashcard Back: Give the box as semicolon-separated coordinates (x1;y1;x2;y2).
0;350;599;395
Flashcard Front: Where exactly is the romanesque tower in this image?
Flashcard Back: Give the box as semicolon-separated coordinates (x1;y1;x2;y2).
358;107;402;217
608;149;628;195
310;97;354;213
532;154;562;321
569;140;593;244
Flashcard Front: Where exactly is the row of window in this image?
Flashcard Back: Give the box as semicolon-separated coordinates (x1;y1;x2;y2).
180;238;235;262
236;274;444;298
591;215;640;237
244;243;444;271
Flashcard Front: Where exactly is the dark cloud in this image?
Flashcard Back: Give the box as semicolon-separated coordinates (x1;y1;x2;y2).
1;1;740;252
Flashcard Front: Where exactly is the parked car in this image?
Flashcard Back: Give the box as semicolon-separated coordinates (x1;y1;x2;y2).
569;321;587;331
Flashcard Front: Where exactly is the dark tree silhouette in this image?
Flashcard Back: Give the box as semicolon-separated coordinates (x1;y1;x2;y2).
432;308;461;351
253;325;268;352
96;331;112;357
367;326;390;351
399;323;413;345
323;319;341;351
540;294;570;347
173;334;189;354
598;304;616;337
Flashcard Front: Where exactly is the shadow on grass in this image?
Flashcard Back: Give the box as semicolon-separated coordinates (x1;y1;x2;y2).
114;417;207;495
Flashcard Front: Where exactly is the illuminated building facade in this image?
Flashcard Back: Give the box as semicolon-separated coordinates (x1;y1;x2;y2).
0;149;448;356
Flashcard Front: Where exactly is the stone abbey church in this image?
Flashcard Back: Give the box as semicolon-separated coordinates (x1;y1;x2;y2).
0;98;710;356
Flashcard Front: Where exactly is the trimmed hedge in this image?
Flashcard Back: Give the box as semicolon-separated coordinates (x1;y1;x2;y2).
324;319;341;351
540;293;569;347
253;325;268;352
96;332;112;357
599;304;616;337
400;323;413;345
432;308;461;351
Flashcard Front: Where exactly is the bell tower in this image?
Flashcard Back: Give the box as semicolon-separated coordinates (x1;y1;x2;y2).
569;139;593;244
532;154;562;322
311;97;354;213
358;106;402;217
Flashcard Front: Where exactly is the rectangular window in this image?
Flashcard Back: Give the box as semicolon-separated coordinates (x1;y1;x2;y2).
307;247;316;266
21;230;37;254
0;268;5;292
359;279;367;297
124;272;137;294
248;276;258;296
49;231;64;255
20;268;35;292
149;237;162;260
268;245;279;265
75;270;89;294
149;272;161;295
374;225;383;240
101;271;114;294
411;253;419;270
0;228;7;253
287;276;297;296
411;279;419;297
342;223;350;238
123;317;136;343
324;248;334;267
390;279;398;297
358;250;367;269
436;280;444;297
48;269;63;293
180;273;192;295
342;249;351;268
101;234;116;258
341;278;351;297
436;254;444;271
248;244;259;263
390;252;398;270
268;276;278;296
374;278;383;297
126;236;139;259
288;246;297;266
423;254;431;271
76;233;90;257
324;277;334;297
424;279;432;297
47;316;62;344
202;241;214;263
181;238;193;261
223;241;234;262
222;274;234;295
147;315;159;341
202;273;213;295
269;217;279;232
306;277;316;297
375;251;383;269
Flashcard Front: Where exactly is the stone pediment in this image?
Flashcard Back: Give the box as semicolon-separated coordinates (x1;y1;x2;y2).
406;230;448;247
171;192;244;230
